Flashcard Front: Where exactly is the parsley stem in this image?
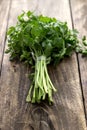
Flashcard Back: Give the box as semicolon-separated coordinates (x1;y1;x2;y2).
26;55;56;104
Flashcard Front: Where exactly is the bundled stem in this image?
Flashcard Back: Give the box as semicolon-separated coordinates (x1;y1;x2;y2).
26;55;57;104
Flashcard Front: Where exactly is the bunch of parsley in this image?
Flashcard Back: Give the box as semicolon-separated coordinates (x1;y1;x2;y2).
6;11;87;104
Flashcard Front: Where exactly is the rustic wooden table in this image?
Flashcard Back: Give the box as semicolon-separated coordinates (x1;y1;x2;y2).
0;0;87;130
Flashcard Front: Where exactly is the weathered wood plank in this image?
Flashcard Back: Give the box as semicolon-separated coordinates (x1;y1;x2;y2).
0;0;11;74
0;0;86;130
70;0;87;122
0;0;41;129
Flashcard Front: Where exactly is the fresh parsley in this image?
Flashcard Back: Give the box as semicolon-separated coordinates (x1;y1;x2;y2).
6;11;87;104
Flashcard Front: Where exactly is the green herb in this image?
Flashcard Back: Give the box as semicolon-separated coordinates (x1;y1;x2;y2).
6;11;87;104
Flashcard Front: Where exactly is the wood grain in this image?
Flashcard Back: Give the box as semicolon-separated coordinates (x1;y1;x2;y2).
0;0;87;130
0;0;11;74
70;0;87;123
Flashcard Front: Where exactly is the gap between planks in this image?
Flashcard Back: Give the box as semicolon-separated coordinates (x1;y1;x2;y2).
69;0;87;125
0;0;12;77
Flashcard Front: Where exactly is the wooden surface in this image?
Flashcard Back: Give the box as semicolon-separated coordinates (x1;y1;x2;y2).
70;0;87;122
0;0;87;130
0;0;11;73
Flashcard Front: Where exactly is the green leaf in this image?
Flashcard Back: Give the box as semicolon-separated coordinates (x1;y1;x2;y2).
7;26;15;35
